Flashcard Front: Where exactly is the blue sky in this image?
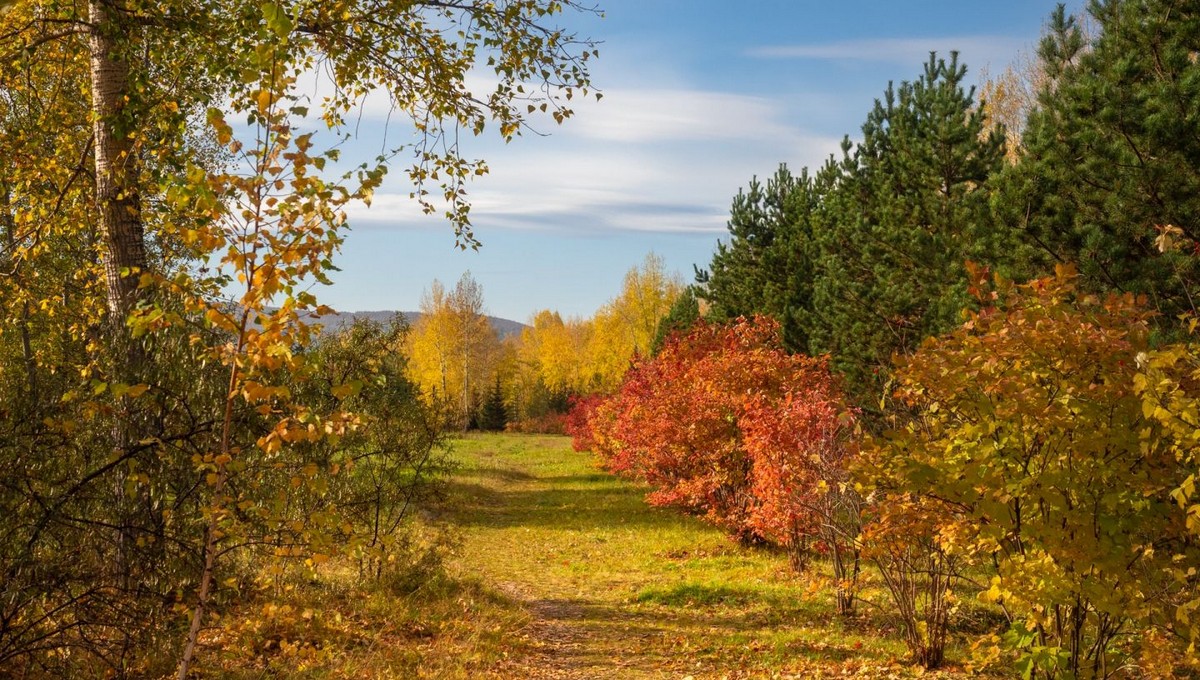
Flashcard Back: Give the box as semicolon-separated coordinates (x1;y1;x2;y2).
320;0;1083;322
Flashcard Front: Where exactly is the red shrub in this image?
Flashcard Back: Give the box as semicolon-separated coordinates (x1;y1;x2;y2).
587;316;854;546
741;380;855;553
565;393;606;451
742;384;861;608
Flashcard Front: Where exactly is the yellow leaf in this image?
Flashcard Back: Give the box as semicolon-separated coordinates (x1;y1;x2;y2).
257;88;272;114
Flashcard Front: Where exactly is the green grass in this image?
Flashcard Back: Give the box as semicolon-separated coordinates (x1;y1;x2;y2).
196;432;995;678
437;433;988;678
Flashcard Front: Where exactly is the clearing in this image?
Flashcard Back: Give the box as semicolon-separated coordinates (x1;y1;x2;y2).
435;433;979;679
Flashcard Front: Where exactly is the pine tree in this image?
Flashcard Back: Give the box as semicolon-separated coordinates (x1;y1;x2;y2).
696;164;823;351
810;52;1007;404
652;286;702;355
997;2;1200;319
478;376;509;432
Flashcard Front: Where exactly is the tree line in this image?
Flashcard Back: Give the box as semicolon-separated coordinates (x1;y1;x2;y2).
570;2;1200;676
402;253;682;432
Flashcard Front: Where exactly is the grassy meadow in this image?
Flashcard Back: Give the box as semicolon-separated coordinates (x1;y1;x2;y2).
195;433;997;678
432;433;992;679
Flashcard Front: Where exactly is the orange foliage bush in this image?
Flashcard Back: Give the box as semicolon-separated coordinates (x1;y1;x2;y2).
565;394;606;452
579;317;857;554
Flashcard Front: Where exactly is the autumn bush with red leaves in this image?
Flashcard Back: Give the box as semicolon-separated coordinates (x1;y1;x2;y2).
742;389;862;612
572;317;858;556
565;394;606;452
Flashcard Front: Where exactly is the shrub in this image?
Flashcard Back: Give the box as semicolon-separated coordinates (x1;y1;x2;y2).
505;412;568;435
588;317;856;551
564;393;606;451
861;264;1194;673
742;388;860;612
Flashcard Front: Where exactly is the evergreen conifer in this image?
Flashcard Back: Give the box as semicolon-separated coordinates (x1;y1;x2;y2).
479;377;509;431
998;3;1200;318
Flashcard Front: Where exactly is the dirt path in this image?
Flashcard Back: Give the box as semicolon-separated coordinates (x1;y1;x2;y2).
491;584;668;679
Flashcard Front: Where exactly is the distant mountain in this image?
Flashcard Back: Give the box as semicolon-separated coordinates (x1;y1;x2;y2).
317;310;527;338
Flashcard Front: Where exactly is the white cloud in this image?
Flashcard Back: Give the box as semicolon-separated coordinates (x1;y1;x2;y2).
337;79;844;238
296;66;818;148
565;88;798;143
343;135;838;236
749;35;1027;69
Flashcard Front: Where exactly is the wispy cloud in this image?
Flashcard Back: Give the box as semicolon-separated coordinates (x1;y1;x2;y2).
749;35;1027;69
341;82;843;238
565;88;800;144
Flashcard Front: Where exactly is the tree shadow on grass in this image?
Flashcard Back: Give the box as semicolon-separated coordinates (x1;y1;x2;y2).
503;594;893;673
453;465;538;483
633;582;775;608
439;479;694;532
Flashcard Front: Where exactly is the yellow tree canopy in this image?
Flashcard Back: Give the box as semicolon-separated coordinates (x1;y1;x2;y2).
584;253;683;392
406;272;500;424
520;309;593;394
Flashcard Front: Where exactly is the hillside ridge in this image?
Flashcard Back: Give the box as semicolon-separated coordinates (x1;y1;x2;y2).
320;309;527;338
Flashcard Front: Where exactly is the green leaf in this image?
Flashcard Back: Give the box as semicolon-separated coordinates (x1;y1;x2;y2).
261;1;293;39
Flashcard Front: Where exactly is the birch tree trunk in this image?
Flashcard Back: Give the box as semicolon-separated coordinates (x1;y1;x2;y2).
88;0;146;332
88;0;153;608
